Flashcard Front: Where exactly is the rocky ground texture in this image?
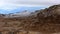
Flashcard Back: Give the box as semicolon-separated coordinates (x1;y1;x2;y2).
0;5;60;34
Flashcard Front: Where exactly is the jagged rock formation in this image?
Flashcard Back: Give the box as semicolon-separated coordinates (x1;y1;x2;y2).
0;5;60;34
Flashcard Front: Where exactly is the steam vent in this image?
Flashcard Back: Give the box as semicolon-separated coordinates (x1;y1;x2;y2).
0;5;60;34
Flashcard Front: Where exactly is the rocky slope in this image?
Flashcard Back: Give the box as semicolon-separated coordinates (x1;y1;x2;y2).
0;5;60;34
21;5;60;33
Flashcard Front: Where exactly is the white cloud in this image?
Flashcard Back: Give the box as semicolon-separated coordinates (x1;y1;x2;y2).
0;0;60;5
0;0;60;11
0;3;47;11
3;0;60;6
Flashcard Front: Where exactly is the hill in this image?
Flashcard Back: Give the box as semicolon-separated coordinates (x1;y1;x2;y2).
0;5;60;34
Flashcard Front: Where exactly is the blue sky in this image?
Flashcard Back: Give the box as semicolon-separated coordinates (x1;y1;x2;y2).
0;0;60;14
0;6;48;14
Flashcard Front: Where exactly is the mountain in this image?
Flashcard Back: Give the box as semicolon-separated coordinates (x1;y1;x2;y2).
0;5;60;34
9;10;32;18
0;7;44;14
36;5;60;32
21;5;60;33
0;10;32;18
37;5;60;18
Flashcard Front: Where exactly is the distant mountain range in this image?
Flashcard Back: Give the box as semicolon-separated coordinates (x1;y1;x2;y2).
0;6;47;14
0;10;35;18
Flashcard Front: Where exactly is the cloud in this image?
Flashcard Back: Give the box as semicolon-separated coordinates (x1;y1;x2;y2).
0;3;47;11
1;0;60;5
0;0;60;11
3;0;60;6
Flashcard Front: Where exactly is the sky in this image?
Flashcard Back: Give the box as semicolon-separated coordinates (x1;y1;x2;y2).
0;0;60;14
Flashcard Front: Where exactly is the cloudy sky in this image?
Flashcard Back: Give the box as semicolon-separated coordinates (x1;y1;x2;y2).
0;0;60;14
